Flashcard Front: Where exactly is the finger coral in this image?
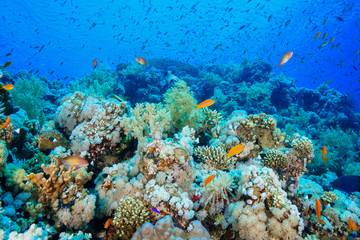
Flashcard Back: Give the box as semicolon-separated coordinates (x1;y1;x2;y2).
112;196;151;240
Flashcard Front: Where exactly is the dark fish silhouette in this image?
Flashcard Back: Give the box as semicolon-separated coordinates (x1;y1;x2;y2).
331;175;360;193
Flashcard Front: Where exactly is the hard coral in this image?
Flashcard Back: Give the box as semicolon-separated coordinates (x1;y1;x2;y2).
194;143;235;170
35;129;69;153
30;164;93;211
321;191;338;203
261;148;288;171
113;197;151;240
236;113;285;158
131;215;211;240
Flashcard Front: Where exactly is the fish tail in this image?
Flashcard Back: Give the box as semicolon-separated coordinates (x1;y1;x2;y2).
320;219;325;224
277;63;282;69
194;104;199;111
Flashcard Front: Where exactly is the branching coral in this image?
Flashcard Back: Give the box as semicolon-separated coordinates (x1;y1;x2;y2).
321;191;338;203
200;108;223;135
194;143;235;170
113;197;151;240
29;164;93;210
0;140;8;170
121;103;171;148
261;148;288;171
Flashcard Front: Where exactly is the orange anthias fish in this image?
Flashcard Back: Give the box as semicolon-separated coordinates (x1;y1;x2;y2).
320;146;329;164
2;61;12;68
135;57;147;66
329;37;335;44
349;217;358;233
226;144;245;160
1;84;14;91
316;199;325;224
195;99;215;111
93;59;98;69
204;174;216;190
0;116;10;130
60;155;89;168
314;32;322;39
322;32;328;40
104;218;112;229
277;52;293;68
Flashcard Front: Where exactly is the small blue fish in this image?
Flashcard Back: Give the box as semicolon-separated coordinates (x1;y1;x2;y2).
152;208;161;214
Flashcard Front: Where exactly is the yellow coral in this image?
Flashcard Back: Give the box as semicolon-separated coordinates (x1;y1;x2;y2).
292;135;314;160
195;143;235;170
113;197;151;240
321;191;338;203
261;149;288;171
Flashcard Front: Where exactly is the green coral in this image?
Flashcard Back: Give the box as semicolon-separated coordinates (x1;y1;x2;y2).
69;64;119;97
11;72;47;119
163;80;202;131
237;81;272;106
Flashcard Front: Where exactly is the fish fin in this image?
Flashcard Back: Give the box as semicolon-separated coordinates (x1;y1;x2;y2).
194;104;199;111
277;63;282;69
320;219;325;224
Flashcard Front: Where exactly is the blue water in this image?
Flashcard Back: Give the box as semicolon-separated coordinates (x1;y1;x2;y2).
1;0;359;105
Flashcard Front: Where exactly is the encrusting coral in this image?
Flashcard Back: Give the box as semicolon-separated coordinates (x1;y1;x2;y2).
35;129;70;153
112;196;151;240
131;215;211;240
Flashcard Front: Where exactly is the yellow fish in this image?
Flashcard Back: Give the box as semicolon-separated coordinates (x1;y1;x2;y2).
226;144;245;160
195;99;215;111
1;84;14;91
204;174;216;190
277;52;293;68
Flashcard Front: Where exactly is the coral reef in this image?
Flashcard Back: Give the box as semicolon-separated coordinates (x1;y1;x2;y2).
112;197;151;239
194;143;235;170
131;215;211;240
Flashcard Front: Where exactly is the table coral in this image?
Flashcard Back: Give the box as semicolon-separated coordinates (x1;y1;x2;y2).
112;196;151;240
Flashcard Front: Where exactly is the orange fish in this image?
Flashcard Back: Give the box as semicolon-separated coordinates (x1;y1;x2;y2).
0;116;10;130
322;32;328;40
104;218;112;229
60;155;89;168
320;146;329;164
349;217;354;232
314;32;321;39
226;144;245;160
305;206;310;216
204;174;216;190
329;37;335;44
135;57;147;66
195;99;215;111
2;61;12;68
316;199;325;224
93;59;98;69
1;84;14;91
277;52;293;68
